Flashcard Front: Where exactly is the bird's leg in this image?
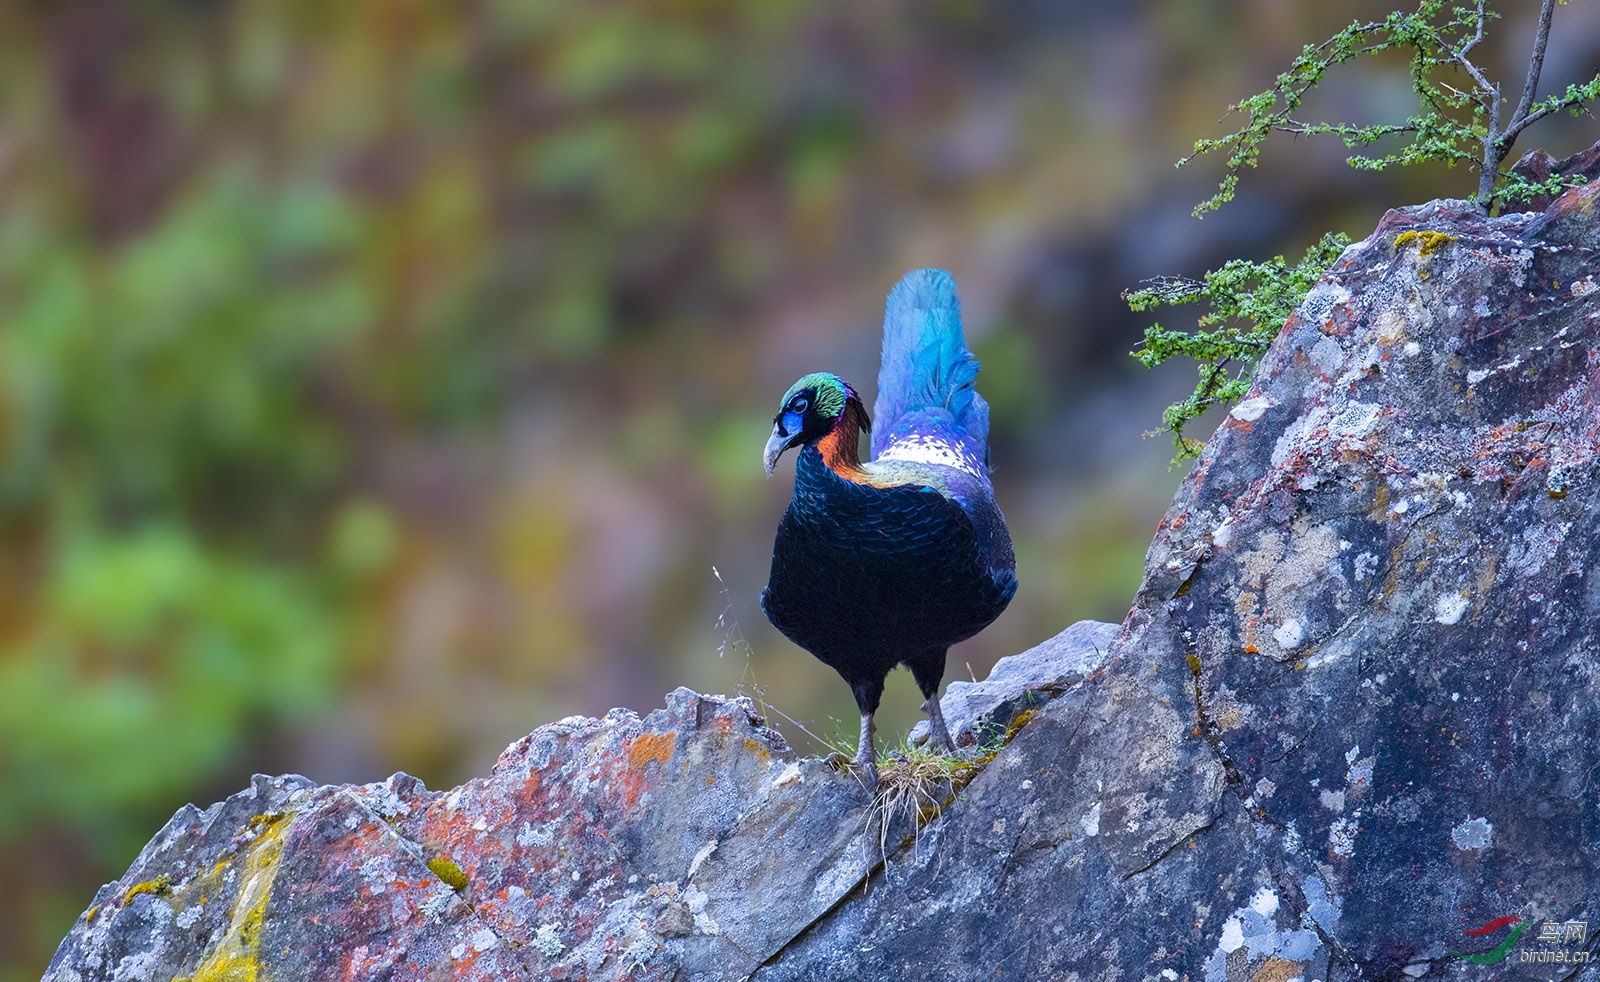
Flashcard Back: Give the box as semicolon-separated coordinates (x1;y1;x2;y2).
909;652;958;754
847;678;884;789
856;713;878;788
921;694;958;754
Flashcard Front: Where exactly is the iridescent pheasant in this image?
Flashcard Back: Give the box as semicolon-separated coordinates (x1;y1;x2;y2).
761;269;1017;783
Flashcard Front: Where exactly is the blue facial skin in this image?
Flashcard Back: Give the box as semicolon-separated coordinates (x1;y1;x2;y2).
764;386;824;477
777;387;811;439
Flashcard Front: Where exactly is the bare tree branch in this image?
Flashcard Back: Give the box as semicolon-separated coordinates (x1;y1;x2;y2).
1483;0;1558;203
1448;1;1494;98
1457;0;1487;60
1502;91;1594;146
1271;122;1420;138
1508;0;1557;132
1450;46;1497;103
1195;359;1235;404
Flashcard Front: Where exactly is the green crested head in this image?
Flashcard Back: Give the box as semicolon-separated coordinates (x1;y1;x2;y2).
781;372;849;418
763;372;868;475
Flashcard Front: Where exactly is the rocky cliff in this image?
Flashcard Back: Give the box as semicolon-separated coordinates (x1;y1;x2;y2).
47;181;1600;981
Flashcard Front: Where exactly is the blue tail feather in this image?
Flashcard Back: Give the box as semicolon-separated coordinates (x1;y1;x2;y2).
870;268;989;460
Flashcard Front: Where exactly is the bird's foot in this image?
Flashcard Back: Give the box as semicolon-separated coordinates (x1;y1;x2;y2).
856;758;879;790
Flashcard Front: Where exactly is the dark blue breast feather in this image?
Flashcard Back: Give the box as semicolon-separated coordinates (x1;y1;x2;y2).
761;448;1015;668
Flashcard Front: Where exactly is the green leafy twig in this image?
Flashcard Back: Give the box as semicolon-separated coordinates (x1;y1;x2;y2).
1126;232;1351;458
1184;0;1600;215
1135;0;1598;458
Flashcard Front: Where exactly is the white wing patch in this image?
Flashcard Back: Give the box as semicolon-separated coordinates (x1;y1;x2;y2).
874;435;985;481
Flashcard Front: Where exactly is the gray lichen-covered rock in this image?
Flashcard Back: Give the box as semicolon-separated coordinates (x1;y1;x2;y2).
759;185;1600;980
47;180;1600;981
909;619;1117;748
45;690;887;982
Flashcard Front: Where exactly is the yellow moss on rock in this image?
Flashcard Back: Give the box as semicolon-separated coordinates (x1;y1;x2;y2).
1002;707;1038;743
1395;229;1458;256
123;875;172;904
173;812;292;982
428;856;469;891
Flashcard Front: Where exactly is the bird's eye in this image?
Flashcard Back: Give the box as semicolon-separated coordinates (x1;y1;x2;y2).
791;396;809;413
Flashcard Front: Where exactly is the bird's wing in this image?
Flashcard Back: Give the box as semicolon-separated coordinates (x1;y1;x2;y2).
869;269;991;474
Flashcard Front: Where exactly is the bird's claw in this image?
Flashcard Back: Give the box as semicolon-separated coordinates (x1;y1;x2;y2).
856;759;879;791
921;696;959;754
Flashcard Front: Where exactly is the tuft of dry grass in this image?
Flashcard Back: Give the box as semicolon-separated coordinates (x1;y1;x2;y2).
873;746;980;844
867;700;1050;860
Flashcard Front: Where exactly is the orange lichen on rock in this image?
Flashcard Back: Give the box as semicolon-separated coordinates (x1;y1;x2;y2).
1252;956;1306;982
629;732;676;770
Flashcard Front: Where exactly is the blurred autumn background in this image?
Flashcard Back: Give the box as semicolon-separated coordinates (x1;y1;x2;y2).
2;0;1597;975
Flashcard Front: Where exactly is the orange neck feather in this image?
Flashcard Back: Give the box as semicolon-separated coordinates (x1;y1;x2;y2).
815;400;869;478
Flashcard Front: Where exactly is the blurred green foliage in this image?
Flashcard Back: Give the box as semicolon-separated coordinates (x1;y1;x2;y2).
0;167;408;840
0;525;341;840
1;173;368;517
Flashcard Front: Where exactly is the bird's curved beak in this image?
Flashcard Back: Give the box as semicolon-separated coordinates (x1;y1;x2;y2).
763;425;797;477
